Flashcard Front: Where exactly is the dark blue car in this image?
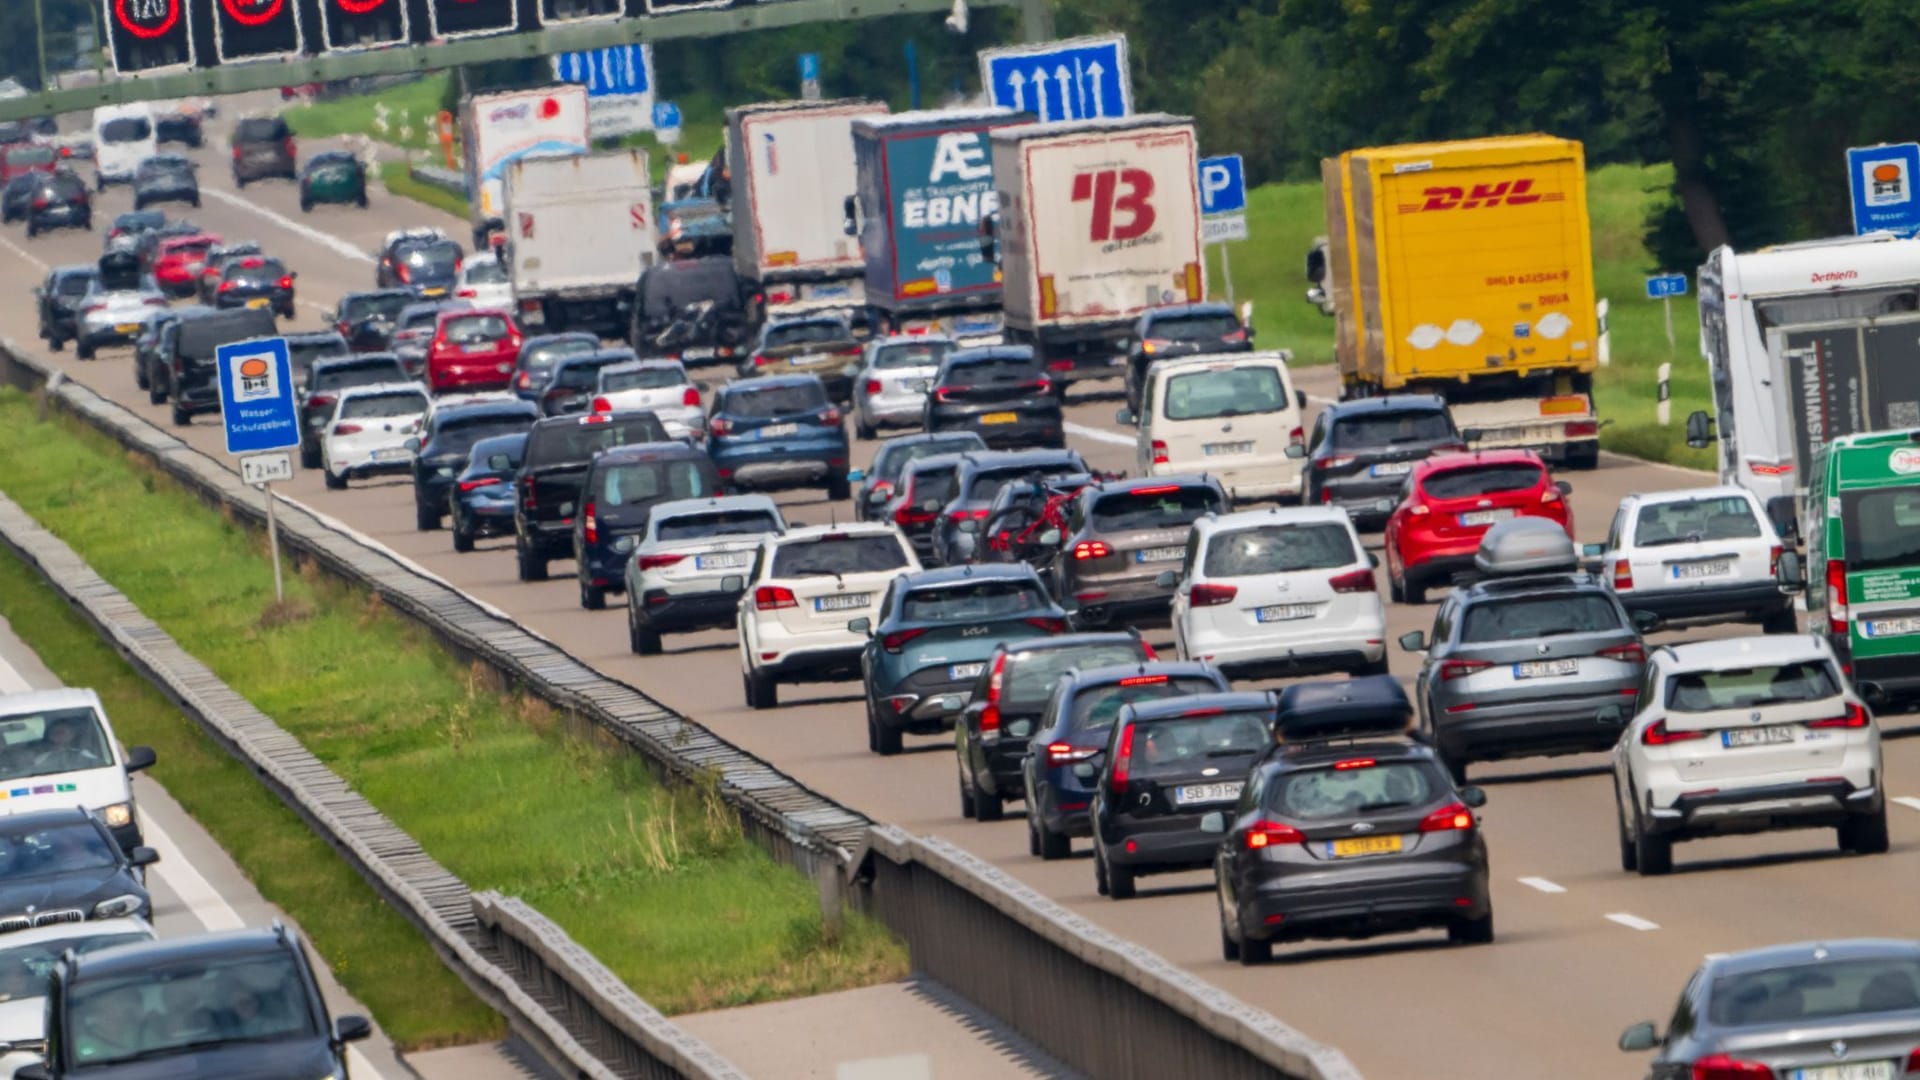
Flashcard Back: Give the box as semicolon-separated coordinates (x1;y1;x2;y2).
410;398;538;531
572;442;724;610
1020;661;1229;859
513;331;600;402
450;432;526;553
708;374;851;501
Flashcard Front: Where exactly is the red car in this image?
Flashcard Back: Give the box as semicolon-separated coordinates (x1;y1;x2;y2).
1383;450;1573;603
425;308;522;393
151;233;222;298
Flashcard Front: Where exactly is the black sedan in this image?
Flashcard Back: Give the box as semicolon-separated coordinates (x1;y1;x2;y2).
131;154;200;210
411;398;539;531
24;171;90;238
924;345;1064;450
0;808;157;927
451;433;527;553
211;255;297;319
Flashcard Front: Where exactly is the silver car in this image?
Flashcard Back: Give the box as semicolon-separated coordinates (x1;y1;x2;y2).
1621;939;1920;1076
75;255;167;361
852;334;955;440
623;495;786;655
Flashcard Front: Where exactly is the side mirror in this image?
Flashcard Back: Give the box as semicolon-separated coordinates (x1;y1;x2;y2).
1459;785;1487;808
1367;553;1380;569
1618;1021;1658;1053
720;575;745;593
1398;630;1427;652
1199;811;1227;835
1685;410;1716;449
1154;569;1179;589
842;194;858;237
1037;528;1062;547
1765;496;1800;544
1115;407;1136;426
1631;609;1665;634
1285;443;1306;459
1555;480;1572;496
1295;389;1308;410
848;468;865;483
847;616;873;635
335;1015;372;1044
129;846;160;867
124;746;156;773
1775;550;1806;589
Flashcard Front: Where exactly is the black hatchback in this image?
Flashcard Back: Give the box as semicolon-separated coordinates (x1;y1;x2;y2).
1304;395;1465;530
924;346;1064;450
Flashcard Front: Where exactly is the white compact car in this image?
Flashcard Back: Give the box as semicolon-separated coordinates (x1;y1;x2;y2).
625;495;786;655
852;334;955;439
1584;486;1797;633
1169;506;1387;678
320;382;430;489
593;359;705;442
0;916;156;1077
0;688;155;854
455;255;514;309
1612;635;1884;877
735;523;920;710
1126;351;1308;504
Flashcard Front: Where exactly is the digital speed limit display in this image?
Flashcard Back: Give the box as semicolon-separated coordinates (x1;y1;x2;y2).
319;0;409;51
214;0;304;63
106;0;194;73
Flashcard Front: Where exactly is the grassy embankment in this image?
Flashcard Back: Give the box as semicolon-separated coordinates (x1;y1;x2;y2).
0;390;908;1019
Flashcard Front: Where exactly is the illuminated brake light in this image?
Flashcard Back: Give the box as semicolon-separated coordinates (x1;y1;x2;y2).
1244;821;1303;849
864;379;882;395
1045;741;1096;765
1806;703;1870;729
1073;540;1112;560
1117;674;1169;687
1131;485;1181;496
1111;725;1135;794
1333;758;1376;771
590;397;612;413
1642;719;1708;746
753;585;797;611
1418;802;1474;832
682;386;701;407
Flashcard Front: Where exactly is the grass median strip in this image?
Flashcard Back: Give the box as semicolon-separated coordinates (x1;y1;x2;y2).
0;389;908;1013
379;160;471;221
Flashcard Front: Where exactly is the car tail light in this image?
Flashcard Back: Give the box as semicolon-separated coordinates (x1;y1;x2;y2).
306;394;335;411
1807;703;1870;729
1408;503;1431;517
682;386;701;407
1689;1054;1773;1079
278;275;293;290
522;477;537;512
1045;741;1096;765
1031;378;1053;395
1613;559;1634;591
709;416;734;437
753;585;797;610
516;371;533;389
30;196;47;209
1321;455;1356;471
456;477;497;492
1418;802;1474;832
82;304;106;316
834;346;862;358
639;553;686;571
1827;559;1850;634
1047;359;1074;372
1118;674;1168;686
1541;484;1562;504
1769;545;1783;576
590;397;612;413
1111;724;1136;794
882;627;929;653
951;507;990;523
218;281;236;293
895;505;936;528
1642;719;1708;746
1150;439;1169;466
979;653;1008;735
1333;758;1377;770
753;353;778;367
1024;617;1068;633
864;379;882;395
1289;426;1305;447
457;288;477;298
1439;659;1491;681
1189;583;1237;607
232;147;243;161
1073;540;1112;560
331;423;362;436
1222;328;1248;344
583;501;599;545
1329;568;1375;593
1597;643;1646;665
283;137;296;159
819;406;842;426
1564;420;1599;438
396;264;411;284
1903;1048;1920;1074
1244;821;1304;849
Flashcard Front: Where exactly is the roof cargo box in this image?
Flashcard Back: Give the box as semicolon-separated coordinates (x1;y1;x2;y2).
1275;676;1413;741
1473;517;1577;576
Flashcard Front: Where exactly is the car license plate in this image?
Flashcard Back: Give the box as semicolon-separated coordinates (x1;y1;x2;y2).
809;283;852;300
907;379;932;392
1174;782;1243;805
787;354;828;368
1723;725;1797;749
814;593;870;612
1514;658;1579;679
694;552;748;570
683;347;715;360
948;663;985;681
1328;835;1404;858
1137;546;1185;563
1669;559;1733;580
371;448;409;461
245;298;269;309
955;318;999;335
1790;1063;1896;1080
421;287;447;297
1369;461;1413;477
1204;441;1255;456
1458;508;1515;527
757;423;798;438
1255;603;1316;622
1864;615;1920;638
115;322;140;333
981;412;1018;425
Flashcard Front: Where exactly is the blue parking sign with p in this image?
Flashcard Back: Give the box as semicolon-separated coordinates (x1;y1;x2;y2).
216;337;300;456
1199;155;1246;216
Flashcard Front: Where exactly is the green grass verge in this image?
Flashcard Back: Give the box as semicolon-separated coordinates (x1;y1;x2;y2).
285;75;453;152
0;545;502;1050
379;160;471;221
0;391;908;1014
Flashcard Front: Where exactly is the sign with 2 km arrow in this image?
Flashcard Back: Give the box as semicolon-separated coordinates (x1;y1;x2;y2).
979;34;1132;124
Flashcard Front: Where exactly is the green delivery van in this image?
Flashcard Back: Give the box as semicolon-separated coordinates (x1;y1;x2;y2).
1796;427;1920;710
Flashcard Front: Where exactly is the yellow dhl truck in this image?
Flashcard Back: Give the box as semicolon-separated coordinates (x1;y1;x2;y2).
1306;134;1602;468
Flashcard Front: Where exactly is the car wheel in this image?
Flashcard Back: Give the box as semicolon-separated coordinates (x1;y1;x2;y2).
299;443;318;469
300;198;313;214
1761;607;1798;634
1353;655;1391;677
579;578;607;611
1632;807;1673;876
148;378;167;405
323;468;346;490
1566;442;1601;470
515;543;548;582
1439;751;1468;786
744;668;777;711
1219;899;1242;962
826;473;851;502
1239;936;1273;965
190;195;201;209
1093;846;1109;896
1389;572;1405;604
1614;782;1638;872
76;340;93;361
1036;816;1070;860
25;221;37;239
415;503;441;531
633;617;662;656
234;174;247;189
855;414;876;440
975;785;1004;822
1447;909;1495;945
1104;850;1136;900
356;192;370;209
1841;806;1891;855
170;401;191;428
452;526;474;554
873;712;903;756
957;760;977;819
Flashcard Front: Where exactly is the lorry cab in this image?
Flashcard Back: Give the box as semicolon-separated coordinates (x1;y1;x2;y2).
1799;427;1920;712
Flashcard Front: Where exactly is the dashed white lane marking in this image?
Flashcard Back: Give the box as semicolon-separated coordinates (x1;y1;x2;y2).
1062;421;1135;448
201;187;375;265
1517;877;1566;894
1893;796;1920;813
0;230;50;273
1605;912;1661;932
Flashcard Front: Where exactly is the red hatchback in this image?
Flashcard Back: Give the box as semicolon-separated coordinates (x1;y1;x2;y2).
152;233;221;298
426;309;522;393
1383;450;1572;603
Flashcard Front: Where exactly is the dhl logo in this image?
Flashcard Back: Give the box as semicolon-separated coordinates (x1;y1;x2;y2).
1397;178;1565;213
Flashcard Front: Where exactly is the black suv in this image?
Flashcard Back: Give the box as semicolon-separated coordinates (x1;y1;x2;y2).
300;354;407;468
572;443;723;609
131;154;199;211
231;114;297;186
330;288;416;353
931;449;1089;567
1304;395;1466;530
1209;676;1493;964
1124;302;1252;413
162;306;279;426
924;346;1064;451
22;922;371;1079
411;398;539;530
35;264;100;352
631;255;749;364
514;411;670;583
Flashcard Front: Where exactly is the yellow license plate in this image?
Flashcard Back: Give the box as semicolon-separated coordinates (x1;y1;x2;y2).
981;412;1018;425
245;298;269;309
1329;835;1403;858
421;288;446;297
115;323;140;333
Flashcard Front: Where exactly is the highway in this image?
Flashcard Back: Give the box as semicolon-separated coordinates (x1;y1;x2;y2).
6;106;1919;1079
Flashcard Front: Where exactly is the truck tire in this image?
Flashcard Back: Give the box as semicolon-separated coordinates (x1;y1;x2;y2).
1566;442;1600;470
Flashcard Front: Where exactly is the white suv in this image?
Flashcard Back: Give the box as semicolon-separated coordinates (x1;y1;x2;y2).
625;495;785;655
1168;506;1388;678
1612;635;1885;877
1584;486;1796;633
735;524;920;709
320;383;429;490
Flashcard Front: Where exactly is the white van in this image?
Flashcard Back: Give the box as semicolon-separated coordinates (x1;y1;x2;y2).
0;688;155;853
1125;350;1309;504
91;103;157;189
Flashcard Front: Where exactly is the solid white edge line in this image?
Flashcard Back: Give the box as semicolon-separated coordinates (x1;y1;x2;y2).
1516;876;1566;894
0;650;31;694
140;814;248;933
1892;796;1920;813
1605;912;1661;932
0;230;50;274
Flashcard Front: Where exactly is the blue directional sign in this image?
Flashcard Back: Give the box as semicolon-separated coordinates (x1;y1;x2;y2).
979;34;1132;124
1645;273;1689;300
554;44;652;99
652;101;682;131
1199;155;1246;216
1847;143;1920;238
215;337;299;456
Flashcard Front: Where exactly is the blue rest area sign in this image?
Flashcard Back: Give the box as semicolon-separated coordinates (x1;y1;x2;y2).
216;337;300;456
1847;143;1920;238
1645;273;1688;300
1199;154;1246;216
979;34;1132;124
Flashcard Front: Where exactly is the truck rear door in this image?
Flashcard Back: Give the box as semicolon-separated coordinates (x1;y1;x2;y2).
1770;316;1920;480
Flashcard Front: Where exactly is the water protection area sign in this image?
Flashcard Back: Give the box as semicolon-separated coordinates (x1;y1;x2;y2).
216;337;300;456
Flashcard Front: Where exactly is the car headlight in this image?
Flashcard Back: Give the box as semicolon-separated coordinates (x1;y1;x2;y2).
612;536;637;554
100;802;133;829
92;894;143;918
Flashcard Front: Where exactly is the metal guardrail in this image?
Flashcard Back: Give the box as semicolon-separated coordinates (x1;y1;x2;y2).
0;344;1361;1080
408;163;468;198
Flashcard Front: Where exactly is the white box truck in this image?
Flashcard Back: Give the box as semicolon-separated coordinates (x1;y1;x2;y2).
502;149;654;337
988;115;1207;388
460;84;591;249
724;98;889;325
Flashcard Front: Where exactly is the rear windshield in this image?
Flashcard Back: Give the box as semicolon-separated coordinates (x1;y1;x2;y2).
765;322;849;347
433;416;531;456
876;440;977;482
1070;676;1220;732
44;174;85;198
177;310;275;359
603;366;686;393
1709;957;1920;1027
1126;713;1271;765
1665;661;1842;712
313;360;406;391
771;535;908;577
727;382;828;418
139;157;191;176
400;308;447;331
1459;594;1623;643
1840;489;1920;573
402;243;461;272
1150;313;1241;340
1267;761;1443;821
1203;523;1356;576
340;391;427;419
164;240;213;259
555;359;620;391
1331;410;1455;448
1635;495;1763;546
340;294;411;323
968;463;1078;502
1004;644;1142;708
1422;464;1544;501
225;261;286;287
54;273;97;298
656;510;782;542
900;580;1048;621
1089;486;1221;532
873;342;952;369
947;357;1038;385
464;259;507;284
100;118;151;142
236;117;288;141
446;315;509;344
906;465;960;507
1164;366;1286;421
525;416;667;466
595;460;718;506
289;337;349;370
521;338;597;375
6;147;54;168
